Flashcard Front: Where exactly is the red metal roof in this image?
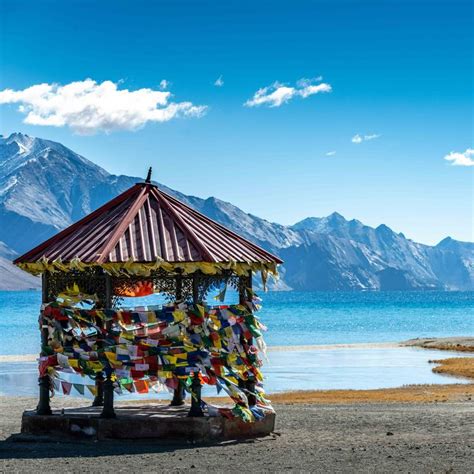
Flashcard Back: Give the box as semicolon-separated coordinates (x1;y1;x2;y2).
14;183;283;265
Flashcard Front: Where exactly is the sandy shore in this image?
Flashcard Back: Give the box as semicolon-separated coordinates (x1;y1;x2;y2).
403;337;474;352
0;338;473;471
0;342;402;363
0;396;473;472
2;338;473;363
267;341;401;352
3;337;473;363
0;354;38;363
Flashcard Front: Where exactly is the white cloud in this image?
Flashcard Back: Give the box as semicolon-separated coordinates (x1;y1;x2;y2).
159;79;170;90
351;133;380;144
444;148;474;167
0;79;207;135
325;151;336;156
297;76;323;87
244;77;332;108
365;134;380;141
214;75;224;87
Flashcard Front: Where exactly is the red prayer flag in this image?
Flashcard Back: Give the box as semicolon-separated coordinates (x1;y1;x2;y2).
134;379;149;394
131;369;145;379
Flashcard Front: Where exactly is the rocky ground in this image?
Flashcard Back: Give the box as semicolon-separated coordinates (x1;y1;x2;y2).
0;396;473;473
404;337;474;352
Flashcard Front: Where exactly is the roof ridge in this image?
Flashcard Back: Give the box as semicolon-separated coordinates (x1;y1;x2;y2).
150;187;217;262
14;182;283;267
96;184;150;263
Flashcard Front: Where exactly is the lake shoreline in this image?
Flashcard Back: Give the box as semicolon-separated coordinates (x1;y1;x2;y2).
1;338;472;398
3;337;473;363
0;341;404;362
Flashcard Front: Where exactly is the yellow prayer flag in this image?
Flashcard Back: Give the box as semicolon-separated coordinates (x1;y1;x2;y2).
147;312;157;323
172;310;186;323
104;351;117;362
158;370;173;378
88;361;104;372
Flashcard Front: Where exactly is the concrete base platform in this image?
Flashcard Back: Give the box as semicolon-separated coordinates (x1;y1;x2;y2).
20;404;276;442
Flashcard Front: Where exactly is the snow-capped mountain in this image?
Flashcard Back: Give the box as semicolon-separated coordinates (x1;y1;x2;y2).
290;214;446;290
0;132;472;291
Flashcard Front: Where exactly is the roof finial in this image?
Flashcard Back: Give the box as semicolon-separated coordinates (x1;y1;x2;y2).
145;166;152;184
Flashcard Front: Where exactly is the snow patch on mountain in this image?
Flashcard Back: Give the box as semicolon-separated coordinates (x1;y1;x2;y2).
0;132;472;291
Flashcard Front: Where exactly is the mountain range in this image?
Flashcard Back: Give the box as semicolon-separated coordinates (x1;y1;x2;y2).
0;132;472;291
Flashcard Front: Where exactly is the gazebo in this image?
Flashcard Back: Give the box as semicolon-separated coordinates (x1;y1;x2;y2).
14;169;282;441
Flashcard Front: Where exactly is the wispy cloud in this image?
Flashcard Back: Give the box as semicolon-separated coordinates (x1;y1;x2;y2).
325;151;336;156
244;77;332;108
159;79;170;90
351;133;380;144
0;79;207;135
444;148;474;167
214;75;224;87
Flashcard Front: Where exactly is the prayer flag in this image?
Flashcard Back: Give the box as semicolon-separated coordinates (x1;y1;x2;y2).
134;379;149;394
73;383;85;395
61;381;72;395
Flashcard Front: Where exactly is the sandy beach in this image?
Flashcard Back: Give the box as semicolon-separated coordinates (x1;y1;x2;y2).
0;342;403;363
0;395;473;473
0;338;472;472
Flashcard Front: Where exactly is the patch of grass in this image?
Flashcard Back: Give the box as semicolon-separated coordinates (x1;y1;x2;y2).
426;344;474;353
203;384;474;405
431;357;474;379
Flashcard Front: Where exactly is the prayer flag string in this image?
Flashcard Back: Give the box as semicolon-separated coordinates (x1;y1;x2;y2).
39;295;272;422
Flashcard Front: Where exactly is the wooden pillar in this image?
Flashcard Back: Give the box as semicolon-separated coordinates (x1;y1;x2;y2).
100;367;116;418
41;270;49;304
239;277;245;305
239;271;257;406
186;272;203;415
187;371;204;417
93;273;108;407
170;382;185;406
246;379;257;407
238;272;248;397
192;273;200;303
176;274;183;301
171;272;185;406
37;272;52;415
239;270;252;305
105;273;113;308
100;274;116;418
92;372;104;407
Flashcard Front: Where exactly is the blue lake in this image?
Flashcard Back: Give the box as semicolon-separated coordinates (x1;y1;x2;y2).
0;290;472;394
0;290;472;355
0;347;470;397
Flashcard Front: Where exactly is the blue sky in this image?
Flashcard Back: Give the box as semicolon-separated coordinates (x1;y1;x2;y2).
0;0;472;244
